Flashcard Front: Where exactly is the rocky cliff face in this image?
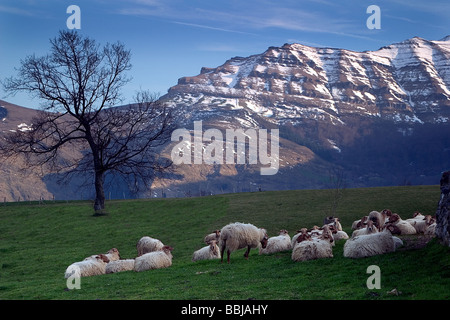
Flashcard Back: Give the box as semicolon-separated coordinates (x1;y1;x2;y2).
436;171;450;247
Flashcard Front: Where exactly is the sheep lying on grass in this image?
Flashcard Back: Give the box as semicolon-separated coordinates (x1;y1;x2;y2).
192;240;221;262
291;226;334;262
136;236;165;256
134;245;174;272
343;228;396;259
64;254;110;278
105;259;135;274
385;214;417;235
219;222;268;264
259;229;292;254
351;220;378;237
406;214;436;234
84;248;120;262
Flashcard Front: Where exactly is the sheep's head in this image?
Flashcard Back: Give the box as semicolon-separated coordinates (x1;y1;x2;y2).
388;214;400;223
162;245;174;254
260;232;269;249
209;241;219;256
296;231;311;243
385;224;401;235
366;220;378;233
424;215;435;225
328;224;338;234
319;225;334;243
356;216;368;229
279;229;289;236
96;254;110;263
382;209;392;217
413;211;423;218
107;248;120;259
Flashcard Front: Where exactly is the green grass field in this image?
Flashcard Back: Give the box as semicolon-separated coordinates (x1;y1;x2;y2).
0;185;449;300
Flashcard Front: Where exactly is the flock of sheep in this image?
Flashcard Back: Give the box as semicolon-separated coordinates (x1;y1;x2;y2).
64;209;436;279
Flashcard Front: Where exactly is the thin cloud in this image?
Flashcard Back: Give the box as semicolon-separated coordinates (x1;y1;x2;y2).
0;5;35;16
171;21;257;36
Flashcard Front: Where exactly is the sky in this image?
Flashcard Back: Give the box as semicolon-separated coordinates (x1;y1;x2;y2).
0;0;449;109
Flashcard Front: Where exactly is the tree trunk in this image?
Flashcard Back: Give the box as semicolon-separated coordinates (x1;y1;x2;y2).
93;170;105;212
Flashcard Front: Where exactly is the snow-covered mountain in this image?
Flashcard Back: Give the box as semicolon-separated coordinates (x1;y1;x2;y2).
154;36;450;196
163;36;450;126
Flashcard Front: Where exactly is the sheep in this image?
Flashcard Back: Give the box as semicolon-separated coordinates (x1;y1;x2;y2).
343;228;396;259
219;222;268;264
405;211;425;226
316;225;334;246
204;230;221;245
333;229;349;241
325;217;343;231
136;236;164;256
64;254;110;278
351;220;378;237
192;240;221;262
259;229;292;254
134;245;173;272
84;248;120;262
291;226;334;262
408;215;436;234
352;216;368;230
291;228;308;247
105;259;135;274
368;209;391;230
385;214;417;235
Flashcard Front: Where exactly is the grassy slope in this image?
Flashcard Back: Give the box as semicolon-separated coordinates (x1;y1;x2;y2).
0;185;449;300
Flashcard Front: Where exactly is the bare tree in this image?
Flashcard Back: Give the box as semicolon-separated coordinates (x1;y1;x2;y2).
1;30;176;212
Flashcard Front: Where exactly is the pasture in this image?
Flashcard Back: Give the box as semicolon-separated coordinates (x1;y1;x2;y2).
0;185;449;300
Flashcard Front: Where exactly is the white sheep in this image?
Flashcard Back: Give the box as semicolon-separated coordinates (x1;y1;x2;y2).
64;254;110;278
84;248;120;262
259;229;292;254
351;220;379;237
405;211;425;227
219;222;268;264
333;230;349;241
204;230;221;245
291;226;334;262
343;228;396;259
134;245;173;272
105;259;135;274
136;236;165;256
385;214;417;235
192;240;221;262
408;215;436;234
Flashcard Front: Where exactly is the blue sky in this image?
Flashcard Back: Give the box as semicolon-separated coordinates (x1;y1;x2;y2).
1;0;449;109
